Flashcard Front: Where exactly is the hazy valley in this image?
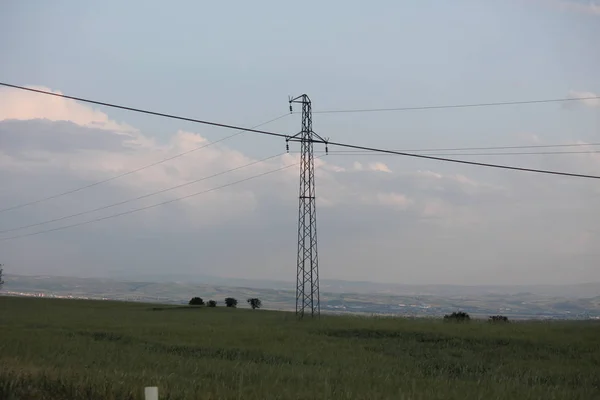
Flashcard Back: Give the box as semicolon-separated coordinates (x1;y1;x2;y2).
3;274;599;320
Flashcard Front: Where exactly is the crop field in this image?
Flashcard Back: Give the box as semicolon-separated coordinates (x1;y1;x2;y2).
0;296;599;399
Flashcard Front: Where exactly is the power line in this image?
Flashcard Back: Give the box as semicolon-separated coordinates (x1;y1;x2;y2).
0;111;289;214
312;96;600;114
0;156;304;242
0;154;284;234
325;150;600;157
332;142;600;153
4;81;599;180
300;140;600;179
10;144;588;238
324;142;600;179
5;82;596;150
0;82;292;135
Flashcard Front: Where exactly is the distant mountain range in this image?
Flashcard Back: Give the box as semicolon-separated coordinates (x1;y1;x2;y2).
2;273;599;320
110;271;600;298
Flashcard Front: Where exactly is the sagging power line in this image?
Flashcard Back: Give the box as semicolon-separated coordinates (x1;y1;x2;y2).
330;142;600;153
311;95;600;114
3;81;600;182
0;155;306;242
0;111;290;214
316;140;600;180
325;150;600;157
0;83;291;140
0;154;285;234
3;82;600;323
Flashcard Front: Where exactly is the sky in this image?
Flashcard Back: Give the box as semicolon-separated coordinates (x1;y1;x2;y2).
0;0;599;286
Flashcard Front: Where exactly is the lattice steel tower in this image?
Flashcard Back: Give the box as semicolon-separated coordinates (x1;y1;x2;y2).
287;95;328;318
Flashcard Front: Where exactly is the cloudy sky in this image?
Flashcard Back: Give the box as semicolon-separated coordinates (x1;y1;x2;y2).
0;0;599;285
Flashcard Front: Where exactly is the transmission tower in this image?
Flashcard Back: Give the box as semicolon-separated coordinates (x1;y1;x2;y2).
287;95;328;318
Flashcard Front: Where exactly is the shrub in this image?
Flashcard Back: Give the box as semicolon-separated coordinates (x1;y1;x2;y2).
489;315;509;323
188;297;204;306
247;298;262;310
443;311;471;322
207;300;217;308
224;297;238;308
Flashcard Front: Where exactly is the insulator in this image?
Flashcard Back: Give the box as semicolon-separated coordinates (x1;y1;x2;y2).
325;145;329;154
286;143;289;153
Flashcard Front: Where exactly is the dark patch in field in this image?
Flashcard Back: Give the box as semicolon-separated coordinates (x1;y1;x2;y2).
24;323;52;330
320;328;511;347
150;306;202;311
320;328;404;339
78;331;134;344
68;330;316;367
519;372;600;389
321;328;595;364
0;371;136;400
368;343;600;388
144;342;306;366
416;359;492;379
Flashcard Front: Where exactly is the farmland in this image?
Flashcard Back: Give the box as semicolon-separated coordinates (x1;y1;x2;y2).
0;296;599;399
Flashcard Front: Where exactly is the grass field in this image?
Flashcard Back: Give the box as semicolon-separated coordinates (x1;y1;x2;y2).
0;296;599;399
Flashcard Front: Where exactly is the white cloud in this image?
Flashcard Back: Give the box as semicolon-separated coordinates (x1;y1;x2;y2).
542;0;600;15
350;161;391;172
0;85;136;133
415;170;443;180
421;199;449;218
0;89;276;226
376;192;412;209
368;162;392;173
452;174;479;187
568;90;600;108
2;85;600;285
412;169;504;196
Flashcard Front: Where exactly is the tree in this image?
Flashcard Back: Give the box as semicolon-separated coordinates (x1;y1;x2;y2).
207;300;217;307
488;315;509;323
443;311;470;322
224;297;238;308
247;298;262;310
0;264;4;290
189;297;204;306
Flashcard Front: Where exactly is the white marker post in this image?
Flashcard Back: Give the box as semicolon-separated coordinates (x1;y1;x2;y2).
144;386;158;400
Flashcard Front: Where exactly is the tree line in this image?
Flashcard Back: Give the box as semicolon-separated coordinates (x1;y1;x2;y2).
443;311;510;323
188;296;262;309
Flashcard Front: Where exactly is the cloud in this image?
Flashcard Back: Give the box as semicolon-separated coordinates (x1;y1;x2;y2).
0;119;127;154
375;192;413;209
543;0;600;15
568;90;600;108
0;88;272;226
368;162;392;173
1;85;600;285
352;161;391;173
0;85;136;133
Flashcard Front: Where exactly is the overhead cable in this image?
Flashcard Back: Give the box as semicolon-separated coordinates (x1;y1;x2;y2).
0;155;305;242
0;107;288;214
4;81;599;180
311;96;600;114
0;154;284;234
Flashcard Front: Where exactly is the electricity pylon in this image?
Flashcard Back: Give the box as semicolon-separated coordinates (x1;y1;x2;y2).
287;95;328;318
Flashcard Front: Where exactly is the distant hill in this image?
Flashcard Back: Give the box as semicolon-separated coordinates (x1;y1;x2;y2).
109;271;600;298
2;273;599;320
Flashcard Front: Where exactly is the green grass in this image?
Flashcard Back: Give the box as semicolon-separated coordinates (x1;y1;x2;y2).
0;296;599;399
